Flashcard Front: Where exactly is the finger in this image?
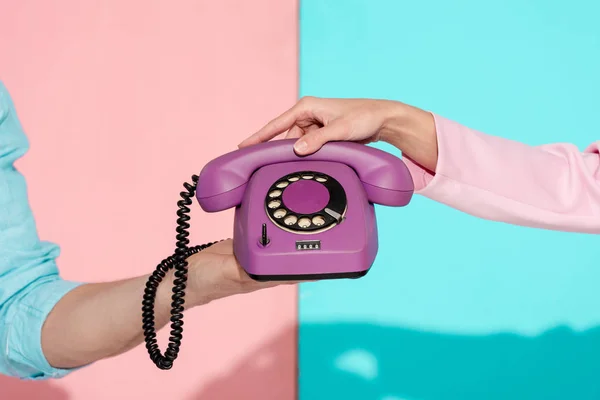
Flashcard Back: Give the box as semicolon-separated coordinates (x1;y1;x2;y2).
284;125;304;139
238;102;307;148
355;137;375;145
293;119;350;155
286;122;323;139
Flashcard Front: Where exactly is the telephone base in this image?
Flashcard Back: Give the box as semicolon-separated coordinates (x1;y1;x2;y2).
247;269;369;282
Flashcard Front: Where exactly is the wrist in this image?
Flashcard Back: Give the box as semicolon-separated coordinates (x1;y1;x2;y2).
156;267;211;314
184;252;240;308
378;101;438;171
378;102;425;146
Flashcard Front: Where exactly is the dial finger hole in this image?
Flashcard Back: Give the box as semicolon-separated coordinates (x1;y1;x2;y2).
298;217;311;228
284;215;298;226
302;174;314;180
268;200;281;209
268;189;282;198
312;215;325;226
274;209;287;218
288;175;300;182
276;181;289;188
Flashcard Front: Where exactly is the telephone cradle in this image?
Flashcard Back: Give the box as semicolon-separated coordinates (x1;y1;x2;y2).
141;139;414;370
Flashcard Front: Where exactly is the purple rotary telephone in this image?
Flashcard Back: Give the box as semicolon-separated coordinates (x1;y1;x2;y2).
141;139;414;370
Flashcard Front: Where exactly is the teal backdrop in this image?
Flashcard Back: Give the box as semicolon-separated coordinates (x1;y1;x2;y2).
298;1;600;399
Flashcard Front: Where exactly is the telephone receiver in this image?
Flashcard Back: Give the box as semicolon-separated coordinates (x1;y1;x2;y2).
142;139;414;369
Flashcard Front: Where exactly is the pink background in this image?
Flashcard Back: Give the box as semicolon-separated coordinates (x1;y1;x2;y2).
0;1;298;399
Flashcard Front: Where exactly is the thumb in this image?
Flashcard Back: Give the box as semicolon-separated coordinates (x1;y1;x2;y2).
293;119;350;155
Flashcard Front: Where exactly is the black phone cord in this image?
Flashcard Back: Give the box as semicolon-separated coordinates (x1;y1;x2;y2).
141;174;222;370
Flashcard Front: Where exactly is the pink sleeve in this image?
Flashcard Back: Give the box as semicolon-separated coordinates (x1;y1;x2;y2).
403;114;600;234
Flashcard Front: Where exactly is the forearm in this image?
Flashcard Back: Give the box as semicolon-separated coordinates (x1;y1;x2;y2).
41;277;161;369
41;257;210;369
382;102;600;233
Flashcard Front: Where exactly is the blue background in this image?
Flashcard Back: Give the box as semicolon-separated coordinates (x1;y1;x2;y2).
298;1;600;399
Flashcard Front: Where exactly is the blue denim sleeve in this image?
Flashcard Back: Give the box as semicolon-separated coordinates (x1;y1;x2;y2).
0;82;83;380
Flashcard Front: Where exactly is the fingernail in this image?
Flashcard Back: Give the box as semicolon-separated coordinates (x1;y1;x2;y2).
294;140;307;153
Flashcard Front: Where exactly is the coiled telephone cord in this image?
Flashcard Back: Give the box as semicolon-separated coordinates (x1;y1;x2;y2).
141;174;222;370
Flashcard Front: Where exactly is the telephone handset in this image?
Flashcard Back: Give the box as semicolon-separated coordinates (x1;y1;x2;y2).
142;139;414;369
